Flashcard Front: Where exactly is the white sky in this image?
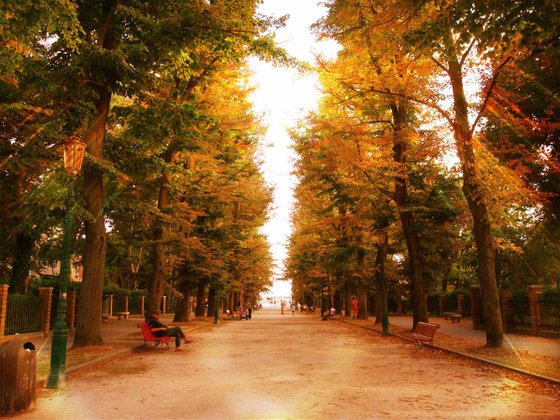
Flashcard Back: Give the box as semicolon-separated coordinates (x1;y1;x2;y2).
249;0;339;298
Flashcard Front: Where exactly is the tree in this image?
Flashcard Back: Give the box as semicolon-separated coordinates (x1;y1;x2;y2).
315;0;451;326
398;0;560;347
39;0;287;347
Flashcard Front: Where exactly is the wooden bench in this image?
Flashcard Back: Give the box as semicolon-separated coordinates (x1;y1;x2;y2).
449;314;462;323
116;311;130;320
443;312;462;320
137;322;173;349
395;322;440;350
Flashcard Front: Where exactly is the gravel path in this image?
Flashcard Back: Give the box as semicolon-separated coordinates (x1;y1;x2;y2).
21;309;560;419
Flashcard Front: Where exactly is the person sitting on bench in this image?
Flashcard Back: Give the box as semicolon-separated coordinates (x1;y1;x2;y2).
146;311;191;351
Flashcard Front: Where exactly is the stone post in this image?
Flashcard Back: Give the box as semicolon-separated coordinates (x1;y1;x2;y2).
528;285;544;335
0;284;9;338
470;285;481;330
161;295;167;315
39;287;53;335
67;290;77;332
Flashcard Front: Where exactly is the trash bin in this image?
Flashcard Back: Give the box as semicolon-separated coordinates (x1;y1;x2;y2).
0;337;36;415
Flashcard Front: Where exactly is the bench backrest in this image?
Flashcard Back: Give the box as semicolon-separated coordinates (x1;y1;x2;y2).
138;322;158;340
414;322;440;338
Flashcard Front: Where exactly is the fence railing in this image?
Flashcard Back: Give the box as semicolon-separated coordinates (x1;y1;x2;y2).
5;294;42;335
128;296;143;314
165;293;179;313
113;295;128;313
0;284;183;338
510;293;531;327
539;293;560;331
49;290;60;330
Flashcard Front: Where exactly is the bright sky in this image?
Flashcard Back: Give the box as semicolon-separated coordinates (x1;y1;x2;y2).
249;1;339;298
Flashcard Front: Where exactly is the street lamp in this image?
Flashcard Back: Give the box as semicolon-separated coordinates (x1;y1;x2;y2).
377;231;389;337
47;135;86;389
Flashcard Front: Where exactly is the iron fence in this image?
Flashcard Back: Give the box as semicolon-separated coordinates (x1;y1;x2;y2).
102;296;111;317
128;296;143;315
510;293;531;327
426;294;439;315
539;292;560;331
165;293;179;313
113;295;127;313
5;294;42;335
49;291;60;330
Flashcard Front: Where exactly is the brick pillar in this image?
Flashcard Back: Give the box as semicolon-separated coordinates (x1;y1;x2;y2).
528;285;544;335
438;293;446;316
139;296;145;318
499;290;512;333
470;285;481;330
161;296;167;315
108;294;114;319
457;294;464;315
0;284;9;338
67;290;77;332
39;287;54;335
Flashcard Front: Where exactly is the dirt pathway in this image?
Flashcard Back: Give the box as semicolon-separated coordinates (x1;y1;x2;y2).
21;309;560;419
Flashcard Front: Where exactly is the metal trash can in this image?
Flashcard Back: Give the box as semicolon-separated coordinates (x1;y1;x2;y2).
0;337;36;414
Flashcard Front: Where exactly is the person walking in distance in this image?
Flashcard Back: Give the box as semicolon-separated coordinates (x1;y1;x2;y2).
351;296;358;319
246;299;252;319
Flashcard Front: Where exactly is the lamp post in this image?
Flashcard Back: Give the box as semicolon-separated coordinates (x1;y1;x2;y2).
47;135;86;389
377;231;389;337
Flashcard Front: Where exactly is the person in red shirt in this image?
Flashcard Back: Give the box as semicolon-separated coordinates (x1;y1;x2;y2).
351;296;358;319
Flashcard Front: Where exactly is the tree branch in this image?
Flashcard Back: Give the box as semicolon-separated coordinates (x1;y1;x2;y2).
460;39;477;67
470;56;512;137
430;56;449;74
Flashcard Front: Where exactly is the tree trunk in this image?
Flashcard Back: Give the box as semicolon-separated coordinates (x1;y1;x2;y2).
173;265;192;322
74;88;111;348
449;58;503;348
146;167;173;315
195;280;206;317
9;231;35;294
356;246;368;320
373;247;383;324
73;3;117;348
391;102;428;327
207;287;216;318
344;278;352;317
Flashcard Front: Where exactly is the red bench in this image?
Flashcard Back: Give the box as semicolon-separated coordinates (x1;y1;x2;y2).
137;322;173;349
395;322;440;350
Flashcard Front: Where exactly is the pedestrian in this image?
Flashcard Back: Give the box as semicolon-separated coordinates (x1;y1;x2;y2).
351;296;358;319
246;299;252;319
281;300;286;315
146;311;190;351
291;303;295;316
